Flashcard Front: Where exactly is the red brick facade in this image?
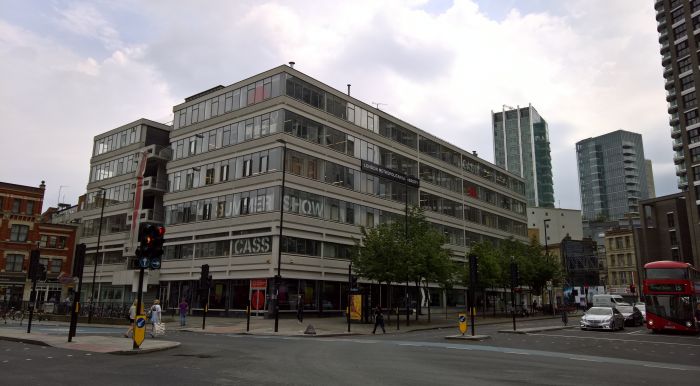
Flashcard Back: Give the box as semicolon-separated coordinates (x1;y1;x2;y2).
0;181;77;306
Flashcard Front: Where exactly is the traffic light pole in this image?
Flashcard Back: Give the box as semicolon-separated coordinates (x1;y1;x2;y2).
347;263;351;333
202;286;210;330
26;276;38;334
68;270;84;341
133;266;145;350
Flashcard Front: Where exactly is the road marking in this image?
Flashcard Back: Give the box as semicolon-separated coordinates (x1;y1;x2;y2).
399;343;423;347
25;358;31;361
505;351;530;355
568;357;601;363
529;333;700;348
47;357;52;359
644;364;687;371
627;330;643;335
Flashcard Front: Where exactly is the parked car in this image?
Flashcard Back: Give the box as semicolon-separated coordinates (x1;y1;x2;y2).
634;302;646;321
580;306;625;331
616;305;644;326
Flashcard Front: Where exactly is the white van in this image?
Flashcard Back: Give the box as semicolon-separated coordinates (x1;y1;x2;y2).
592;294;629;308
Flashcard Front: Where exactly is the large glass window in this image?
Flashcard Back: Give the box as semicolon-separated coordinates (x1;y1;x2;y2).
644;294;694;326
646;268;687;279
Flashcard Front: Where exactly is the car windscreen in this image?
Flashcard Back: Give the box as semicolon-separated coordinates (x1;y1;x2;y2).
587;308;612;315
616;306;633;313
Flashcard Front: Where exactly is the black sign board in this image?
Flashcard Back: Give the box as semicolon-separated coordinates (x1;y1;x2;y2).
647;283;685;292
360;160;419;188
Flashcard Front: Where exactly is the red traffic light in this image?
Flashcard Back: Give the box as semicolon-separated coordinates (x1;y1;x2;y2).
157;226;166;237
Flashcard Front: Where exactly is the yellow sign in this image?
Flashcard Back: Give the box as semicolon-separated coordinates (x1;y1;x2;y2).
133;315;146;347
458;313;467;334
350;294;362;320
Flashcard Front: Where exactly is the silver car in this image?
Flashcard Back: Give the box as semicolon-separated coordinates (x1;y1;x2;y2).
580;307;625;331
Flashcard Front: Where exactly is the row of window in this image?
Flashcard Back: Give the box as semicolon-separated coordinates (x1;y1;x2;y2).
419;192;527;236
93;125;142;156
81;213;129;237
608;253;633;267
39;235;68;249
285;74;525;196
85;183;133;210
9;224;29;242
168;148;281;192
4;254;62;273
0;197;36;215
165;187;279;225
171;110;281;160
174;74;283;130
89;153;140;183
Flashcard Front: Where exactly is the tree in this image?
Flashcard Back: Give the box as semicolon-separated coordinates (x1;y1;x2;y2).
351;222;404;316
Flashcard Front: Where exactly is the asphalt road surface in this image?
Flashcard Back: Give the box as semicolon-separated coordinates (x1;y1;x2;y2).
1;318;699;385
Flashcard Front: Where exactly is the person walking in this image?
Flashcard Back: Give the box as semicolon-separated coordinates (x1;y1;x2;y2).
124;301;136;338
296;295;304;323
372;305;385;334
178;298;188;327
149;299;162;338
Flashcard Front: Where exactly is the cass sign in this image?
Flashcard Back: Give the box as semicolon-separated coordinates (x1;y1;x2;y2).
233;236;271;255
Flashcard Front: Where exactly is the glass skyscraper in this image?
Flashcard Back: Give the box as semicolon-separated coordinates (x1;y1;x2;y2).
492;104;554;208
576;130;651;222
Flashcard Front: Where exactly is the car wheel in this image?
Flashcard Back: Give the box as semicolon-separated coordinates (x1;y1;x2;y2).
620;322;625;331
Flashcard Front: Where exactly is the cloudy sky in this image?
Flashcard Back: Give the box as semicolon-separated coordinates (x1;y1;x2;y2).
0;0;672;211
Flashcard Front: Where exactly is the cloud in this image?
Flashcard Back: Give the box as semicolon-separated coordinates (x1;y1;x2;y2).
0;0;676;212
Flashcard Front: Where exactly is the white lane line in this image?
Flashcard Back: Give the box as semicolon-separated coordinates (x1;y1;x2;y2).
568;357;601;363
399;343;423;347
505;352;530;355
25;358;31;361
529;333;700;348
47;357;52;359
643;364;687;371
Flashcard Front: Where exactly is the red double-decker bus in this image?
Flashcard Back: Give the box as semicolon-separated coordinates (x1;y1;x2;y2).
643;261;700;333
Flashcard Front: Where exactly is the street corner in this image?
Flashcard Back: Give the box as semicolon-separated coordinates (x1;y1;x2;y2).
0;331;52;347
445;334;491;341
109;340;181;355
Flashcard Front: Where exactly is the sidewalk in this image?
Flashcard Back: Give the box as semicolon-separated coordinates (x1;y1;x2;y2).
0;312;577;354
0;326;179;355
177;312;575;336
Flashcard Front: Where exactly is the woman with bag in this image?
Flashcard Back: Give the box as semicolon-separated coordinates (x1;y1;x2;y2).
149;299;163;338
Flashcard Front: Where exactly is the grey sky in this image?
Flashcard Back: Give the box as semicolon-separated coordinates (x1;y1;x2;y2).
0;0;674;211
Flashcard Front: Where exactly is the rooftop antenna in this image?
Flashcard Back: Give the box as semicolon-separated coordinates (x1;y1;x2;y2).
288;61;295;69
58;185;68;206
371;102;387;110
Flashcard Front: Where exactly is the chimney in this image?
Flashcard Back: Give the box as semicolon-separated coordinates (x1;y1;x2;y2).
472;151;478;157
288;61;295;69
347;84;351;96
40;180;46;190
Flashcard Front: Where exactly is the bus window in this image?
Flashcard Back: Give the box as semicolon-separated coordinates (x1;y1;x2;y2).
645;269;687;279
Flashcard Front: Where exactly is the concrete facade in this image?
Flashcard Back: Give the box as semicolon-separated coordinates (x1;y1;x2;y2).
527;207;583;250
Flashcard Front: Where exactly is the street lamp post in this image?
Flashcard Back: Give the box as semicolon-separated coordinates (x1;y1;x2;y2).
274;139;287;333
88;188;106;324
543;218;553;315
404;179;410;327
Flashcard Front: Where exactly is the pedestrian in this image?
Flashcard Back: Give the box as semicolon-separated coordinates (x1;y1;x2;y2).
64;296;72;315
532;299;538;315
372;305;385;334
561;308;569;326
124;300;136;338
296;295;304;323
149;299;162;338
178;298;188;327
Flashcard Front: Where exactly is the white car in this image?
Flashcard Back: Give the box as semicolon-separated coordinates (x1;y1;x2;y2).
580;307;625;331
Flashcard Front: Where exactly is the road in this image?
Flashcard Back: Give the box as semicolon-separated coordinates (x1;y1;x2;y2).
1;317;699;385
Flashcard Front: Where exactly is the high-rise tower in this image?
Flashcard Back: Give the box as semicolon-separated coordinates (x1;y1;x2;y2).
492;104;554;208
655;0;700;264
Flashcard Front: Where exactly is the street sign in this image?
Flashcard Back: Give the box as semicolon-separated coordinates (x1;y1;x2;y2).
133;315;146;347
139;257;149;269
150;259;161;269
458;313;467;335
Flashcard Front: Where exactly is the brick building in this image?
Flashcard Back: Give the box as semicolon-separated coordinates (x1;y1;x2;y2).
0;181;77;308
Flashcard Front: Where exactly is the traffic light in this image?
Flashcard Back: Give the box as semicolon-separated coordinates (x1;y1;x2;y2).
350;275;358;291
510;261;519;288
469;253;478;286
150;226;165;269
28;250;40;281
72;243;86;278
200;264;210;288
37;263;47;281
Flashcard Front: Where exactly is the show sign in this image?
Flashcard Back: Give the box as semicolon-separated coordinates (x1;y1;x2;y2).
283;196;322;217
361;160;419;188
233;236;271;255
